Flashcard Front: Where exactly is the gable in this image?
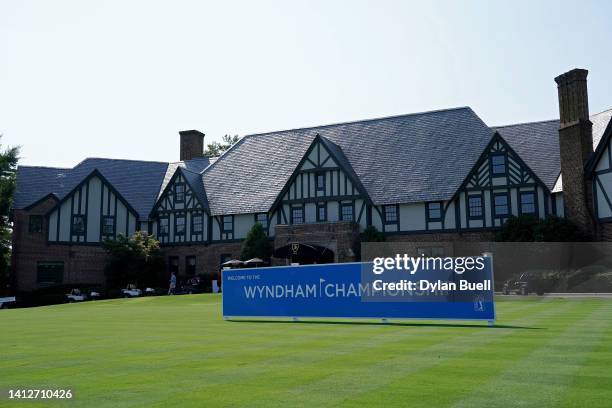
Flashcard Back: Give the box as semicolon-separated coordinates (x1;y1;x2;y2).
201;107;493;214
47;171;138;243
152;169;205;214
274;136;368;207
461;134;546;192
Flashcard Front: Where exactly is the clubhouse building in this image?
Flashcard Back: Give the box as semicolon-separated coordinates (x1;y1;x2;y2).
11;68;612;291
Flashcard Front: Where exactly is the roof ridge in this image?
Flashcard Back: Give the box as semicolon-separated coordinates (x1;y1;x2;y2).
495;107;612;129
17;165;71;170
494;118;559;128
243;106;472;138
592;107;612;116
75;157;169;166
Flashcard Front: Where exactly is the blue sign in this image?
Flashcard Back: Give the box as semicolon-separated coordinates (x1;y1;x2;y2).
222;259;495;322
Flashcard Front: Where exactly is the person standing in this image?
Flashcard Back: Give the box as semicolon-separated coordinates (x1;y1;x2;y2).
168;272;177;295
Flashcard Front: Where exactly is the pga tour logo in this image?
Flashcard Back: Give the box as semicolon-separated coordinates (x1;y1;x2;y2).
473;295;485;312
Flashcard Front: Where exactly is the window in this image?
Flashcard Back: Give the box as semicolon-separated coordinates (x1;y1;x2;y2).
174;183;185;202
316;203;327;222
494;193;509;217
168;256;179;274
340;203;353;221
491;155;506;175
186;256;196;275
71;215;85;235
520;192;536;215
37;262;64;285
291;206;304;224
102;216;115;236
176;214;186;235
256;213;268;229
159;217;169;236
468;195;483;218
384;205;398;224
315;172;326;194
29;215;43;233
223;215;233;232
192;213;203;233
427;202;442;221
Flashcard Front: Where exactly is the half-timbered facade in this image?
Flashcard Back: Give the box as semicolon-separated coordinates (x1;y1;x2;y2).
591;119;612;225
151;169;208;245
10;68;612;291
46;171;139;244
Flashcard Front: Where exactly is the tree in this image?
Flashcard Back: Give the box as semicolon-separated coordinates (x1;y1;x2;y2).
0;135;19;294
203;134;241;157
240;222;272;261
495;214;587;242
102;231;165;288
360;225;385;243
354;226;385;261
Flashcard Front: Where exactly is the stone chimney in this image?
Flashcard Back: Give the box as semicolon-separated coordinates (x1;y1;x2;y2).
179;130;205;161
554;68;594;235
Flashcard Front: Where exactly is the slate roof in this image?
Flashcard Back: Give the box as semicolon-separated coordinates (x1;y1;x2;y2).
14;107;612;218
494;109;612;192
14;157;214;218
202;107;493;215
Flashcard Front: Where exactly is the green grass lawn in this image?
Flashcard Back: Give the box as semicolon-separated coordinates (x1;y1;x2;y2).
1;295;611;407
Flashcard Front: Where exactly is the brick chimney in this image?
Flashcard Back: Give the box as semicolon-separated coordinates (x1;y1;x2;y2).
554;68;594;235
179;130;205;161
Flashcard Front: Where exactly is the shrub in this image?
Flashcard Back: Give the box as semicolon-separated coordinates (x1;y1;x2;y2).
240;223;272;261
496;215;588;242
102;231;165;288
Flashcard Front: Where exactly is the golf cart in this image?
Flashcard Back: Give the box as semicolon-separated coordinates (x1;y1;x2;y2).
121;284;142;298
502;271;556;295
0;296;16;309
66;288;101;303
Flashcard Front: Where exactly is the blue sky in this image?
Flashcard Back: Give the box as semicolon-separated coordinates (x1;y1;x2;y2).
1;0;611;167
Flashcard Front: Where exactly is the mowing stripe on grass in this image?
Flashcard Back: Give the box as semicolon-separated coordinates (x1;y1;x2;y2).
448;300;612;408
282;300;581;408
2;296;609;408
164;299;572;407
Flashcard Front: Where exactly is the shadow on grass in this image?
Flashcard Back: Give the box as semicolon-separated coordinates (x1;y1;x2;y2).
225;319;543;330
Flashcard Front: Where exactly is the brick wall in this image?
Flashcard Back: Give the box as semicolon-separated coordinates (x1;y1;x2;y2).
159;242;243;277
598;223;612;241
179;130;205;161
558;121;596;237
12;197;109;292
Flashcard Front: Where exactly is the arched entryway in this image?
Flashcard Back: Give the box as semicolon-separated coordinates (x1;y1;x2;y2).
273;243;335;265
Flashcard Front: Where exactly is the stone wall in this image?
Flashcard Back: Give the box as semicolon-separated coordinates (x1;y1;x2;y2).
273;221;360;263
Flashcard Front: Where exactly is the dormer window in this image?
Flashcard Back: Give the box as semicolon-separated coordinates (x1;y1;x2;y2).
426;202;442;221
192;213;203;233
491;154;506;175
102;216;115;237
174;183;185;202
71;215;85;236
315;172;326;195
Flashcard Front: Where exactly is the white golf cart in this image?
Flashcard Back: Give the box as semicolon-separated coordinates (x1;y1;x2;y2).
0;296;16;309
66;288;101;303
121;284;142;298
